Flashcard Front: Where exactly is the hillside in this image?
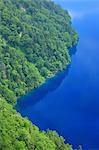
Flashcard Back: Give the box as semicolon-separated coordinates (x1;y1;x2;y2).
0;0;78;105
0;97;73;150
0;0;78;149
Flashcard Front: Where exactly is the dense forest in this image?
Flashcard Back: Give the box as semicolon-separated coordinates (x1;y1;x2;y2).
0;0;78;149
0;97;74;150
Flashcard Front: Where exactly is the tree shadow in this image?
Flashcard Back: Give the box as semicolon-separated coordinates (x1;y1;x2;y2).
16;46;77;112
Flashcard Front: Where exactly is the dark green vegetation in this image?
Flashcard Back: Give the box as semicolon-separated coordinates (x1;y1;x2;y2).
0;0;78;105
0;0;78;149
0;97;73;150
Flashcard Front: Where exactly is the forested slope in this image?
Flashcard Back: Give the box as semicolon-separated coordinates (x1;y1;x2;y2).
0;97;73;150
0;0;78;104
0;0;78;149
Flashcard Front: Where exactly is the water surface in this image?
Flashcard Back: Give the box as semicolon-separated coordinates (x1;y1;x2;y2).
17;1;99;149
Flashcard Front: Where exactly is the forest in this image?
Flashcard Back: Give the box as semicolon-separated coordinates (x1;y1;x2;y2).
0;97;73;150
0;0;78;149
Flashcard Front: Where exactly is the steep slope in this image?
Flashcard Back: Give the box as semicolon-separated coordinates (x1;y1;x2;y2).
0;0;78;149
0;0;78;105
0;97;73;150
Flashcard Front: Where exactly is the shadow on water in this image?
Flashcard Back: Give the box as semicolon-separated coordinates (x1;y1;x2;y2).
16;66;70;111
16;46;77;111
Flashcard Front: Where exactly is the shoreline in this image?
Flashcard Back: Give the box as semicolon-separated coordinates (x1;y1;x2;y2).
16;44;78;110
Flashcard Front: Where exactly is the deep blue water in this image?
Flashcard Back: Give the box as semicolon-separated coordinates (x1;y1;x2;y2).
16;1;99;149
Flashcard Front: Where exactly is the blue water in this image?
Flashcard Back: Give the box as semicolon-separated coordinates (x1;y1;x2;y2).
16;1;99;149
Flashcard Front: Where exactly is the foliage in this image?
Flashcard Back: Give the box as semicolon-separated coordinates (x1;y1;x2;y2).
0;0;79;149
0;97;73;150
0;0;78;105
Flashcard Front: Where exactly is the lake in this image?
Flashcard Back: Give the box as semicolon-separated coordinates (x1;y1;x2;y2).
16;0;99;149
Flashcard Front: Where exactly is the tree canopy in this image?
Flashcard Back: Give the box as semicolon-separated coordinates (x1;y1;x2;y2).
0;0;78;105
0;97;73;150
0;0;79;149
